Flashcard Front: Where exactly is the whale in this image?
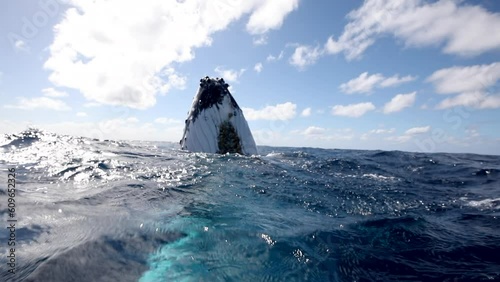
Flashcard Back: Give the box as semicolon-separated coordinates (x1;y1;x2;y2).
180;76;258;155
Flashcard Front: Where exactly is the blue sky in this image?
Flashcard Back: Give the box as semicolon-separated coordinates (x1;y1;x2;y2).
1;0;500;155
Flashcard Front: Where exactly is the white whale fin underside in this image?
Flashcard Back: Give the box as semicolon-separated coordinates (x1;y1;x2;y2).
180;77;257;155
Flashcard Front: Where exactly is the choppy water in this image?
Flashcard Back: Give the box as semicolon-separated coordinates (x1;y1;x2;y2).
1;129;499;281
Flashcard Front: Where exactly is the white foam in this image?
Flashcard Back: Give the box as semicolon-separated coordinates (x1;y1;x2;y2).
467;197;500;209
362;173;396;181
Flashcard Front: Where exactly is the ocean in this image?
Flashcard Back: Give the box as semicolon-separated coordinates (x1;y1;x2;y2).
1;129;499;281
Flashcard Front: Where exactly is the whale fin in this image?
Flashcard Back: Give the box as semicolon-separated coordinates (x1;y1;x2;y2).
180;77;257;155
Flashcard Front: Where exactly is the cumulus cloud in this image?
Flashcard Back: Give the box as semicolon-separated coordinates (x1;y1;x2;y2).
76;112;87;117
379;75;417;88
331;102;375;118
42;87;68;98
371;128;395;134
301;107;312;117
246;0;299;34
383;91;417;113
14;39;28;51
44;0;299;109
385;135;412;143
289;45;322;69
405;126;431;135
253;35;268;45
385;125;431;143
340;73;383;94
427;62;500;94
302;126;326;136
5;97;71;111
254;63;263;73
15;40;25;48
361;128;395;140
340;72;416;94
243;102;297;120
428;62;500;109
160;68;187;92
325;0;500;60
214;67;246;82
267;51;284;62
436;92;500;109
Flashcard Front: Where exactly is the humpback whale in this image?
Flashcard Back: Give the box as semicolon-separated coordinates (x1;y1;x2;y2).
180;76;258;155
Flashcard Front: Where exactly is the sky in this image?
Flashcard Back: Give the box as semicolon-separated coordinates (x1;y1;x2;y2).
1;0;500;155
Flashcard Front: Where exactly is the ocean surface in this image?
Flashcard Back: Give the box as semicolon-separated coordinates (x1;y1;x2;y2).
1;129;499;282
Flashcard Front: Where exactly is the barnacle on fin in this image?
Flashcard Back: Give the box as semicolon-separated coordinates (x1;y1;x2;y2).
217;121;242;154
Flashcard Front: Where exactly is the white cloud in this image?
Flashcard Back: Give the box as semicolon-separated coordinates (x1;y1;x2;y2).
254;63;263;73
331;102;375;118
340;72;383;94
324;36;343;55
436;91;482;109
385;125;431;144
340;72;416;94
302;126;326;136
243;102;297;120
14;39;27;51
253;35;268;45
214;66;246;82
246;0;299;34
405;126;431;135
159;68;187;93
325;0;500;60
15;40;25;48
379;74;417;88
370;128;395;134
289;45;322;69
76;112;87;117
5;97;71;111
436;92;500;109
385;135;411;143
266;50;284;62
362;127;395;140
428;62;500;109
154;117;182;124
383;91;417;114
472;94;500;109
466;128;480;138
42;87;69;98
321;134;355;142
44;0;299;109
427;62;500;94
301;107;311;117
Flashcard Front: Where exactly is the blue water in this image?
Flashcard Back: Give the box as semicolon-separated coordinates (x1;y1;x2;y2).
1;129;499;281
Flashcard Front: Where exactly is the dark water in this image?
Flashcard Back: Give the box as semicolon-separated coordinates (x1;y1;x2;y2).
1;129;499;281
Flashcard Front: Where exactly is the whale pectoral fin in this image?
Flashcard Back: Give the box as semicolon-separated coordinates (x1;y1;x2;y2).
217;121;242;154
181;76;257;155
